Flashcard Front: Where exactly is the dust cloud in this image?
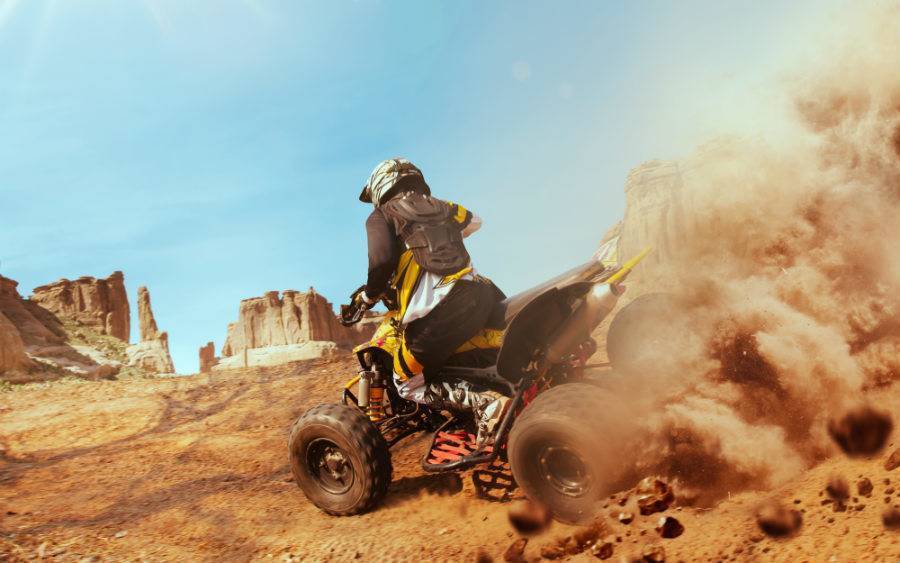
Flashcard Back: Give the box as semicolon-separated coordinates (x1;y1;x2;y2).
605;4;900;502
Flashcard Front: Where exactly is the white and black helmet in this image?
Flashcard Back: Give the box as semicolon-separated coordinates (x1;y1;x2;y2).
359;157;429;207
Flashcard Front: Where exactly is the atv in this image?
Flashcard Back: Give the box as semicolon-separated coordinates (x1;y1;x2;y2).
288;244;650;523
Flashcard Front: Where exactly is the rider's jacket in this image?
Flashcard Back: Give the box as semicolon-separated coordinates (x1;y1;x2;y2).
365;192;481;325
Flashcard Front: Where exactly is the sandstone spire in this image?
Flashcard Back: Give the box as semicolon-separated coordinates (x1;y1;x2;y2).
137;286;160;342
125;286;175;374
199;342;218;373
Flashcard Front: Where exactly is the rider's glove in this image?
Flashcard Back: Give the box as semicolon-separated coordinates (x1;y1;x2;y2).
353;290;377;311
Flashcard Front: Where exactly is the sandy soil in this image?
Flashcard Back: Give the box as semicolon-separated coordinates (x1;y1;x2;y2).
1;358;898;562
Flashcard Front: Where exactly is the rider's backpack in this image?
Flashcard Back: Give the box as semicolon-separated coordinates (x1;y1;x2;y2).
380;194;471;276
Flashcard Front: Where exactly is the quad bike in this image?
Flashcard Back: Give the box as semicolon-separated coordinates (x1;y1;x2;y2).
288;245;650;523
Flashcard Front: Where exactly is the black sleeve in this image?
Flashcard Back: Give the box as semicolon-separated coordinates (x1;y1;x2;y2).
365;209;399;298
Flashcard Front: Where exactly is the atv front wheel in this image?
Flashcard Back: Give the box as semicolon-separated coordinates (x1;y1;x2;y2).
508;383;631;523
289;403;392;516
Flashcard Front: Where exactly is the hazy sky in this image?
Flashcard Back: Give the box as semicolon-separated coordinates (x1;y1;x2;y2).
0;0;842;373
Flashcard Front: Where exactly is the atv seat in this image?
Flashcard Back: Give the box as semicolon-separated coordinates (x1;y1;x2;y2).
438;259;608;387
488;259;606;329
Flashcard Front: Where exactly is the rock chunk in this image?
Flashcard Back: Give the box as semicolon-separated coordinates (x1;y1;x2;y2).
755;501;802;537
885;448;900;471
883;507;900;530
641;543;666;562
590;536;615;559
827;406;893;457
539;543;565;560
617;511;634;525
507;500;551;536
826;476;850;503
857;478;873;497
655;516;684;539
502;538;527;562
636;477;675;515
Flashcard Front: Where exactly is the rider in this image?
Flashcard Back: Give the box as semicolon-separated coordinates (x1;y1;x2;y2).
353;157;508;446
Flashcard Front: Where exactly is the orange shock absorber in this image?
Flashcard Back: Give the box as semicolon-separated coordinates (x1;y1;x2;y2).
367;384;385;422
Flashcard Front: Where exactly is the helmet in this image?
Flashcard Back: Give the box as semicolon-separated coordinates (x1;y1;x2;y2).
359;158;427;207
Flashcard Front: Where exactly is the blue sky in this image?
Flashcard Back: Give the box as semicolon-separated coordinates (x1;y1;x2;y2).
0;0;840;373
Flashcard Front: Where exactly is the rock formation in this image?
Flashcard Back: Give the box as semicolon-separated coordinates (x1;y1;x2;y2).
618;160;692;279
137;286;160;341
126;286;175;374
198;342;218;373
30;271;130;341
211;288;378;370
1;275;65;349
0;310;32;374
1;273;123;382
221;288;374;356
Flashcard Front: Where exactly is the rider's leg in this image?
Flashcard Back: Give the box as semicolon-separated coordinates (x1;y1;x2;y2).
392;371;508;447
391;280;508;445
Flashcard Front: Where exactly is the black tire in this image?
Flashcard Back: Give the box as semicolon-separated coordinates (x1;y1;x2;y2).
606;292;676;375
508;383;631;523
289;403;392;516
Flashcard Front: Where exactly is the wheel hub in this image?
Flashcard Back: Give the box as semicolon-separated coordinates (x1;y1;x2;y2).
307;439;354;494
538;445;591;498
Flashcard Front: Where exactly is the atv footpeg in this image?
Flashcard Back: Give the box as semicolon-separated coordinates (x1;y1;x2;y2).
422;420;493;472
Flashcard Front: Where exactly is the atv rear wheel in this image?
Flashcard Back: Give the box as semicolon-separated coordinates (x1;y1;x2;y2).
289;403;392;516
606;292;676;375
508;383;630;523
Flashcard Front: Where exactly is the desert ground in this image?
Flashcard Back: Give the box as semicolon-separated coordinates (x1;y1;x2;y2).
1;356;898;562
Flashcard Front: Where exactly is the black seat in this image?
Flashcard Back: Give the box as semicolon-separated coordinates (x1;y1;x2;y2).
488;260;606;329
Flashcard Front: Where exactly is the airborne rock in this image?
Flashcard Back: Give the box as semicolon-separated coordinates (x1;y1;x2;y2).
636;477;675;515
755;500;802;537
883;507;900;530
507;500;551;536
827;406;893;457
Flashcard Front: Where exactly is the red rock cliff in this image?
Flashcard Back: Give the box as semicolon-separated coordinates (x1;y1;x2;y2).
30;271;131;342
221;288;375;358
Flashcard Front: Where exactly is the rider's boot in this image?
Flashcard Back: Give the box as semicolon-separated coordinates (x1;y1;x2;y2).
424;380;510;449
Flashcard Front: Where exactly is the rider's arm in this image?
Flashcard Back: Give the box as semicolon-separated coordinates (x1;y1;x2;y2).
462;215;481;238
364;208;398;302
446;201;481;238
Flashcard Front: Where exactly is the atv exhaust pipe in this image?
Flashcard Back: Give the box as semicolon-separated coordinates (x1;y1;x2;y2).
545;282;624;363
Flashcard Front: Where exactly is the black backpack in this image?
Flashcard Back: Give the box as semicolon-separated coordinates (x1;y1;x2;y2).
380;194;471;276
